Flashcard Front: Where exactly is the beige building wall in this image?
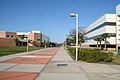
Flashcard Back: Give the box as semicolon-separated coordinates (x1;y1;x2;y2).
29;33;41;46
0;31;16;39
0;31;6;38
0;38;16;46
6;32;17;39
0;31;17;46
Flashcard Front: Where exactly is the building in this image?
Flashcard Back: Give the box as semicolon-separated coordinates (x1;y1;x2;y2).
29;31;42;46
0;30;50;47
17;30;50;47
0;31;17;39
83;4;120;51
83;14;116;50
116;4;120;51
41;34;50;42
0;31;17;46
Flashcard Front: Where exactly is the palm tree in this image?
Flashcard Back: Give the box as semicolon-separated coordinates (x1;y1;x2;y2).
94;38;100;48
94;37;102;49
101;33;110;51
15;38;20;46
20;34;25;46
99;37;102;50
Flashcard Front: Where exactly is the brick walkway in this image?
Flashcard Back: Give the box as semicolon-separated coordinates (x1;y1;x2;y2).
0;48;59;80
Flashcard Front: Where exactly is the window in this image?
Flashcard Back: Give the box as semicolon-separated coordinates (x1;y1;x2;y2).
6;35;9;38
37;39;41;41
106;22;116;26
11;35;14;38
109;33;116;37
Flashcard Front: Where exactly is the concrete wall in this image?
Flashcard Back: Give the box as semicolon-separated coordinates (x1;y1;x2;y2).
0;38;16;46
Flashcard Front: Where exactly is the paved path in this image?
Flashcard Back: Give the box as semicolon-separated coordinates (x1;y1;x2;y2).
0;47;120;80
0;47;59;80
78;62;120;80
36;47;89;80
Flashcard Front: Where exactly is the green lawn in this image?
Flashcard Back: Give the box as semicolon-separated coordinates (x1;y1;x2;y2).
113;55;120;65
0;46;41;57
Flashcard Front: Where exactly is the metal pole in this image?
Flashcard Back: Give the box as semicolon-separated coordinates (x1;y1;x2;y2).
76;14;78;61
27;37;29;52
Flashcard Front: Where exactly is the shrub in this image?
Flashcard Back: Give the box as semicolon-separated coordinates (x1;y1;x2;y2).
68;47;113;63
68;47;76;59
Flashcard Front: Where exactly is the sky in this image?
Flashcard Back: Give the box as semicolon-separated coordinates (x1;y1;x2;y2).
0;0;120;43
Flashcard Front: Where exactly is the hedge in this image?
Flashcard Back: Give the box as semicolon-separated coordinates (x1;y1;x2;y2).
68;47;113;63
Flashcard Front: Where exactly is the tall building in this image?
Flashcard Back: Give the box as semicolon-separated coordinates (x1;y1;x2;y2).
116;4;120;50
83;4;120;51
83;14;116;50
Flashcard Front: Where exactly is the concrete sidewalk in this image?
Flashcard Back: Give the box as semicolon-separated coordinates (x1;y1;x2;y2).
36;47;89;80
36;47;120;80
78;62;120;80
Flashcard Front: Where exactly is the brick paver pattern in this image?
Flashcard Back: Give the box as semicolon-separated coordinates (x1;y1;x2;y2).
0;48;59;80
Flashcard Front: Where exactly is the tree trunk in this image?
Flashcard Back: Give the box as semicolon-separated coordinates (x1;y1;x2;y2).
100;41;101;50
105;39;107;51
80;43;81;50
97;41;98;48
22;39;23;46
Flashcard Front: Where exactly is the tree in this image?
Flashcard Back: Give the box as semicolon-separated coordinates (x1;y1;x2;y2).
43;40;46;48
94;38;101;48
68;29;76;45
46;41;50;47
20;34;25;46
15;38;20;46
78;30;86;49
66;28;86;48
94;36;102;50
101;33;110;51
66;37;71;46
99;38;102;50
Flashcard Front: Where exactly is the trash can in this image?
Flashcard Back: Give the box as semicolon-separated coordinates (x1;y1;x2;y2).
118;47;120;55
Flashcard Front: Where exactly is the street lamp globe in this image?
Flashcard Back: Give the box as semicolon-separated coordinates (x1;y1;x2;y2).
70;13;76;17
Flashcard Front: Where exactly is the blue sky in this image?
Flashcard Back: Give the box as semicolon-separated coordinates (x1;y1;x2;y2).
0;0;120;43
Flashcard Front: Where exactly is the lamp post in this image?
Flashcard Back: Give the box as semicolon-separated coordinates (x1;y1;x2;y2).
70;13;79;61
27;37;29;52
45;39;47;48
